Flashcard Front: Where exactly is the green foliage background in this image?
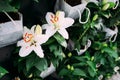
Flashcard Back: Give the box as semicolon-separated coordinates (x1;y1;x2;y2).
0;0;120;80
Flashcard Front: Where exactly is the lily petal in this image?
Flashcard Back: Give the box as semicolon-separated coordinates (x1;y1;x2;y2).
17;40;26;47
19;46;33;57
23;26;31;34
33;46;44;58
35;25;42;35
46;12;55;25
59;18;74;28
58;28;69;39
57;11;65;21
42;24;56;38
31;25;36;34
35;35;49;44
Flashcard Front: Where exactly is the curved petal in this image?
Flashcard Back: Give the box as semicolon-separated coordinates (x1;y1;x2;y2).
35;25;42;35
57;11;65;21
46;12;55;25
23;26;31;34
33;46;44;58
42;24;50;30
17;40;25;47
59;18;74;28
19;46;33;57
35;35;49;44
46;28;56;37
42;24;56;37
31;25;36;34
58;29;69;39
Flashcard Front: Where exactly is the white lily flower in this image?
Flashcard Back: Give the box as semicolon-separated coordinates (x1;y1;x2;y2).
55;0;91;24
42;11;74;39
17;25;49;58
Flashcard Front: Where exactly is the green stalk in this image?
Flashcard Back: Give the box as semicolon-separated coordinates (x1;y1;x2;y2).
77;23;91;42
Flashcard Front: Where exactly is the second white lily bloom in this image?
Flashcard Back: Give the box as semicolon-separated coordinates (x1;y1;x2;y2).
42;11;74;39
17;25;49;58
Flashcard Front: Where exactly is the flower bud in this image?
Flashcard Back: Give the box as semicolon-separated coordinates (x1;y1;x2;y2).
102;43;108;47
93;14;98;21
102;3;110;11
101;50;104;53
35;25;42;35
28;73;33;78
91;56;94;61
67;64;71;69
107;73;111;79
70;66;74;71
102;0;108;5
80;78;84;80
112;47;117;50
68;52;72;57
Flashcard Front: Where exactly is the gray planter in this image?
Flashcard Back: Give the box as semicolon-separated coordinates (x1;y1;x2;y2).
0;12;23;48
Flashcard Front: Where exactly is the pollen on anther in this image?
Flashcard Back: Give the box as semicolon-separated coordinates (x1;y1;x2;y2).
54;16;58;22
51;15;54;18
50;19;54;23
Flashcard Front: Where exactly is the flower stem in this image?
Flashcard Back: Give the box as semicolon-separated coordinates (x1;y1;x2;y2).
77;24;90;42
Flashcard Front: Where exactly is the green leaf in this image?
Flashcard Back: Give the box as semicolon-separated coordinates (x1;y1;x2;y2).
26;54;36;71
72;68;86;77
0;0;17;12
73;62;86;67
49;44;64;60
51;58;59;67
108;2;115;9
43;37;55;45
34;0;39;3
87;61;96;72
102;47;118;58
54;33;67;48
58;68;70;76
10;0;21;10
101;11;111;18
35;58;48;71
100;58;106;65
87;2;99;9
0;66;8;79
88;67;96;77
74;41;81;51
74;56;87;62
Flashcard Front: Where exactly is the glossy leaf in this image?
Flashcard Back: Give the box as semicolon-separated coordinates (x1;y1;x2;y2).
72;68;86;77
54;33;67;48
0;66;8;79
